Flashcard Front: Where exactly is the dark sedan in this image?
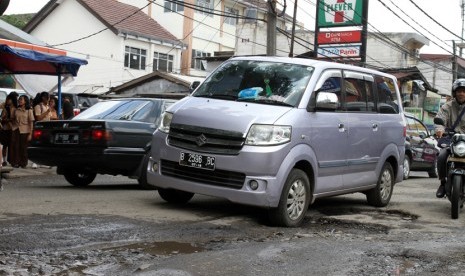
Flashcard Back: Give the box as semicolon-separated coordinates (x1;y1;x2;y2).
403;113;439;179
28;98;177;188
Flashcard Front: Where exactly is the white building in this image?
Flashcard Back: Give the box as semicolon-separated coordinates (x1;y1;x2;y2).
24;0;185;93
118;0;295;77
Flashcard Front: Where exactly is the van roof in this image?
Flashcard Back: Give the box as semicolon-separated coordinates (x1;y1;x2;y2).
229;56;397;79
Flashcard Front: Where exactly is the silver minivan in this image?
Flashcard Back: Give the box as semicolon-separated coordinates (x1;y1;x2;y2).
147;56;405;227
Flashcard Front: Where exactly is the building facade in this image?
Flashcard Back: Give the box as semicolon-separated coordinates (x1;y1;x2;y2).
24;0;185;93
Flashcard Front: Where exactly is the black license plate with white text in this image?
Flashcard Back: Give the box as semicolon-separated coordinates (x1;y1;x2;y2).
55;133;79;144
179;152;215;170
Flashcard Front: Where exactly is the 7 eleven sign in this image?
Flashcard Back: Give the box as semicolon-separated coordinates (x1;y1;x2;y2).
317;0;363;27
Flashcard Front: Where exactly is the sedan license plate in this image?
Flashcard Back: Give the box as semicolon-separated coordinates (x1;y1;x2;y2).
179;152;215;170
55;133;79;144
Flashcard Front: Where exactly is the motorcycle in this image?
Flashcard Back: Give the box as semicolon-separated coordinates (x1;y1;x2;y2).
434;117;465;219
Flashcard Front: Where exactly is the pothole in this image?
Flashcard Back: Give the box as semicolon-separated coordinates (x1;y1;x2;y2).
317;207;419;221
103;241;205;256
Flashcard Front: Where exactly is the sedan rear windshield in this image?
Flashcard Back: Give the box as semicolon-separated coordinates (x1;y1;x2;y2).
193;60;314;107
74;100;160;122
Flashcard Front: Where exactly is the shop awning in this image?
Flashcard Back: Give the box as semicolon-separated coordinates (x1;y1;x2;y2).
0;44;87;76
0;42;88;118
383;67;437;92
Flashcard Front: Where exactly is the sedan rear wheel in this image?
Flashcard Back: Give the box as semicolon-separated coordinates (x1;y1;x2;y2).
63;170;97;187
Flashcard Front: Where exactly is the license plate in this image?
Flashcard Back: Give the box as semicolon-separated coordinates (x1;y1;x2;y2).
179;152;215;170
55;133;79;144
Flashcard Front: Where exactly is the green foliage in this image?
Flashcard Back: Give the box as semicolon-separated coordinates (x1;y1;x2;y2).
0;13;34;29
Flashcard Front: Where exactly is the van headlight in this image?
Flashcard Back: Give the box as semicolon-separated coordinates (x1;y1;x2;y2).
245;125;291;146
452;141;465;157
158;112;173;134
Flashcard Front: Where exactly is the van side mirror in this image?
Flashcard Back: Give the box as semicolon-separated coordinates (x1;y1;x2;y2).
190;81;201;93
315;92;339;111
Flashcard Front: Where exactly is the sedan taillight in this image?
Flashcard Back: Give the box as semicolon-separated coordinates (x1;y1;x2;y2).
92;130;111;141
32;129;43;140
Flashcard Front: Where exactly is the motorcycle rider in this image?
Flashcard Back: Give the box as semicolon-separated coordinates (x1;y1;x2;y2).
435;78;465;198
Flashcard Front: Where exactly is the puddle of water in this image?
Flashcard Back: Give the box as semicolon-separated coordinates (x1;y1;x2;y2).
104;241;204;256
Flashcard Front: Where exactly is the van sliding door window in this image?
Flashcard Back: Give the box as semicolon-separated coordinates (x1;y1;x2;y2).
343;71;375;112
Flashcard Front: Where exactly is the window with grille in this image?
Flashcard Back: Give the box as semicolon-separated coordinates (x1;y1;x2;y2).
224;7;238;25
196;0;214;16
153;52;174;72
124;46;146;70
164;0;184;12
191;49;211;70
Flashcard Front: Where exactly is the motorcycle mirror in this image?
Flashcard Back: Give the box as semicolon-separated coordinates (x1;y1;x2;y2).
433;117;445;126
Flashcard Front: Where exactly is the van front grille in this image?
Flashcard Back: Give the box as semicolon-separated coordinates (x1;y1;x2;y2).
161;160;245;189
168;123;245;155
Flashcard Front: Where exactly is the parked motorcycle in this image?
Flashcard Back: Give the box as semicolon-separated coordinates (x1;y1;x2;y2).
434;117;465;219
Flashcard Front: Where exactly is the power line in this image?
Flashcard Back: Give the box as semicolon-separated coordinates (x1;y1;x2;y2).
408;0;464;41
386;0;449;49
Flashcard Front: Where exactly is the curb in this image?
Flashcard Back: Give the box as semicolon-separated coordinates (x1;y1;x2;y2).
1;166;57;179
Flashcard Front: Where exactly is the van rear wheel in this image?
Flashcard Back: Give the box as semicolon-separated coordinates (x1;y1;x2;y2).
366;163;394;207
268;169;310;227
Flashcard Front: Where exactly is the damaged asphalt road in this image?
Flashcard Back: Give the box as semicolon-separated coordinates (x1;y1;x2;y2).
0;172;465;275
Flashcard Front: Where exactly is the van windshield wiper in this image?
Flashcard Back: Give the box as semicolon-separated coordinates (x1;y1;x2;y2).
237;97;294;107
194;94;238;100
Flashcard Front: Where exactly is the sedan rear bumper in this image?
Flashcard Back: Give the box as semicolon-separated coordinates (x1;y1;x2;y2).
28;146;146;174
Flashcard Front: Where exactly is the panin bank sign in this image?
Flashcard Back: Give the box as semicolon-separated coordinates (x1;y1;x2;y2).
317;45;361;58
317;0;363;27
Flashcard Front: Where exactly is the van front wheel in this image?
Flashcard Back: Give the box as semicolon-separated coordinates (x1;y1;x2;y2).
268;169;311;227
366;163;394;207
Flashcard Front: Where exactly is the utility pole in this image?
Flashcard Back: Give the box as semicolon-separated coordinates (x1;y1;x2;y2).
461;0;465;56
289;0;298;57
453;40;458;82
267;0;277;56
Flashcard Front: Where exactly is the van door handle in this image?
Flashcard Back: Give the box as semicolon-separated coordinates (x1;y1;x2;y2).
372;123;379;131
338;123;346;132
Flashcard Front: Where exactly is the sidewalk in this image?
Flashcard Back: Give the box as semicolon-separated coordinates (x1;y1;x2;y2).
1;164;56;179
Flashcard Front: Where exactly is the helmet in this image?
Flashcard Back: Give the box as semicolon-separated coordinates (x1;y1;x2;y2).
452;78;465;96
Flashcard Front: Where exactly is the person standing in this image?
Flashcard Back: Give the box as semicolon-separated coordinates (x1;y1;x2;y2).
62;96;74;120
11;95;34;168
34;92;51;122
0;93;18;166
49;96;59;120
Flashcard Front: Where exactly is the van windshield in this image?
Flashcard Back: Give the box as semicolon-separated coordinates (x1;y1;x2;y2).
193;60;314;107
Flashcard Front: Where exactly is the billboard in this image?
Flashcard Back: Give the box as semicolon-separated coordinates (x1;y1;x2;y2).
317;0;363;27
317;30;362;44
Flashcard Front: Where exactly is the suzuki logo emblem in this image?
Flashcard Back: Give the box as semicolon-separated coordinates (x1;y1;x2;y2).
196;134;208;147
63;123;69;128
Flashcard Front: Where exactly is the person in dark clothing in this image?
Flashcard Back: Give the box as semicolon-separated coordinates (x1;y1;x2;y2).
62;96;74;120
434;79;465;198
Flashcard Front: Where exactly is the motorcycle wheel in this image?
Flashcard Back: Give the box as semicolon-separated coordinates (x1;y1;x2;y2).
451;175;462;219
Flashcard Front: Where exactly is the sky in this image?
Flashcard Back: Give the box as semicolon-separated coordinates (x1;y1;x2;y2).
3;0;464;55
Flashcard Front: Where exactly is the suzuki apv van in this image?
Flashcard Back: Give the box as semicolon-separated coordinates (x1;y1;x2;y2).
147;56;405;227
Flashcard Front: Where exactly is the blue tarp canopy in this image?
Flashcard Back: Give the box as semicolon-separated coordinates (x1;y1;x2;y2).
0;44;87;76
0;44;88;118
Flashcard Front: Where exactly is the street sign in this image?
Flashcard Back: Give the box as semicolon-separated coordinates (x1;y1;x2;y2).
317;45;361;58
317;0;363;27
317;30;362;44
